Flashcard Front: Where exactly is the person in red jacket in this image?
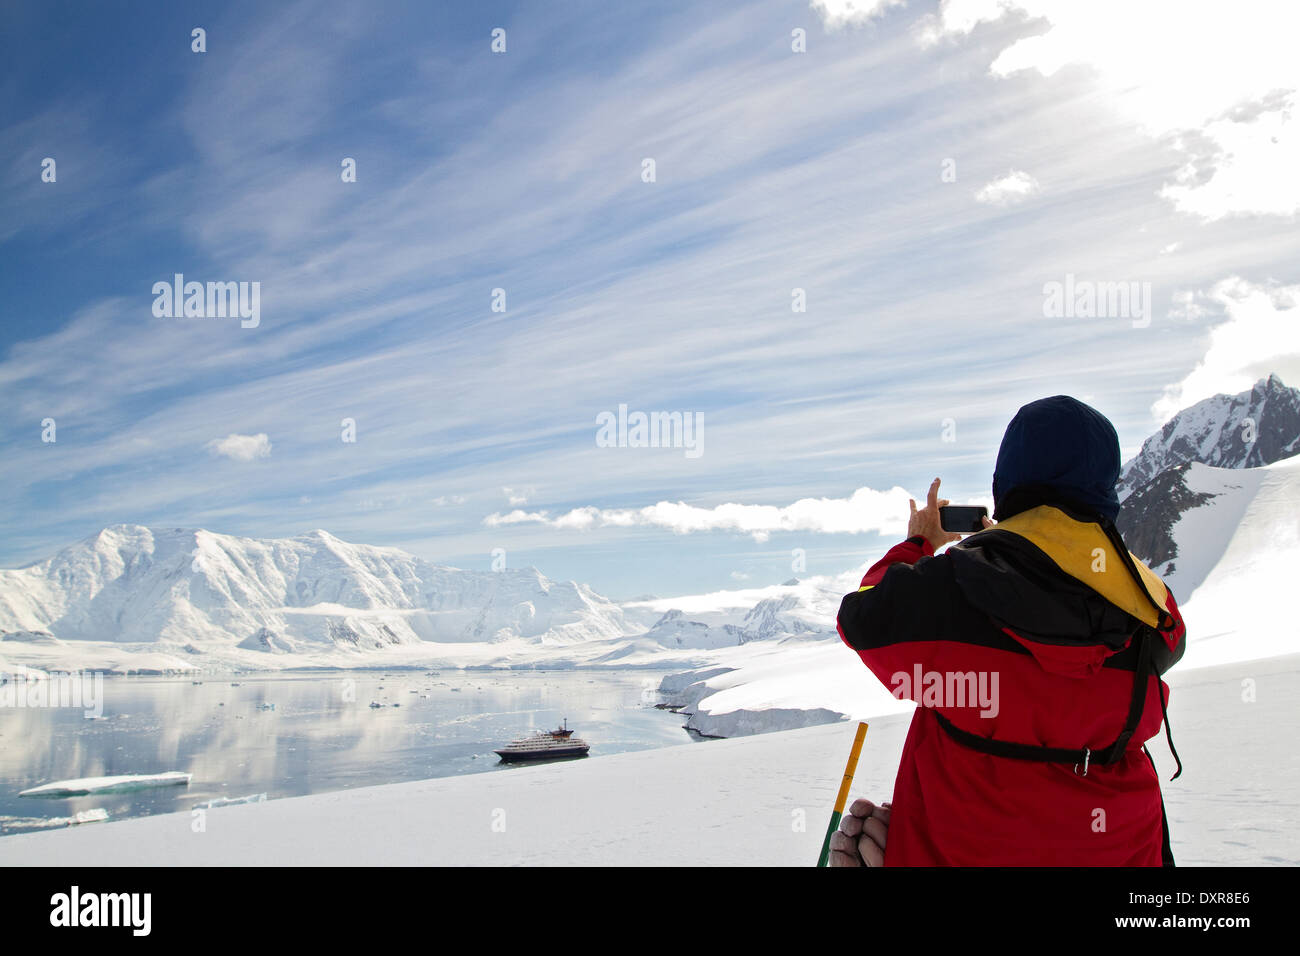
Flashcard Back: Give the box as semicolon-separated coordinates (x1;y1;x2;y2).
835;396;1185;866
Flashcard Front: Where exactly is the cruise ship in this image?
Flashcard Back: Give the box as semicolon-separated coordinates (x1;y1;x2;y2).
494;719;590;762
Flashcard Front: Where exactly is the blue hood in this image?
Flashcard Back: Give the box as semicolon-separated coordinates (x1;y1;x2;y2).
992;396;1122;523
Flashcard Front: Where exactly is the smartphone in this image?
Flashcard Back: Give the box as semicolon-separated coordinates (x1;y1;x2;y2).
939;505;988;533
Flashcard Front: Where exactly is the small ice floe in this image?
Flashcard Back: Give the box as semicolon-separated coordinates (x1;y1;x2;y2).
1;809;111;830
193;793;266;810
20;772;193;798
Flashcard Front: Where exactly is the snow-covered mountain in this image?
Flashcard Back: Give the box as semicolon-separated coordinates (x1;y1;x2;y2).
0;525;848;675
641;609;746;650
1116;374;1300;500
625;576;843;648
0;525;628;657
1116;373;1300;593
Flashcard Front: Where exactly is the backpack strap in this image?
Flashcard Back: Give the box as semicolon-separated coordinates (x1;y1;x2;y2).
1144;745;1177;866
931;628;1153;776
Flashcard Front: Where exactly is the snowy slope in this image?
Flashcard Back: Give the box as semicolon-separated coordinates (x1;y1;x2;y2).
1114;454;1300;667
2;653;1294;866
659;640;912;737
1118;463;1263;596
1171;456;1300;667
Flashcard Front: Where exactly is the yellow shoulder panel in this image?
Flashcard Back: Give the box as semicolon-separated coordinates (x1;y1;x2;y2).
991;506;1168;627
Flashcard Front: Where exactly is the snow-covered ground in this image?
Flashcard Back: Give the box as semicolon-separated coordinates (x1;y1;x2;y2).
2;652;1294;866
657;640;911;737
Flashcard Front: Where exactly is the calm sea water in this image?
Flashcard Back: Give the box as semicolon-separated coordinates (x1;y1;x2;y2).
0;669;699;835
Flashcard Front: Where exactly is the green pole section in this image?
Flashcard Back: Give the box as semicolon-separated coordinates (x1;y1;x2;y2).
816;810;844;868
817;721;869;867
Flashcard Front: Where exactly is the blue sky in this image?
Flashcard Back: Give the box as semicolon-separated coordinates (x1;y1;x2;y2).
3;0;1299;599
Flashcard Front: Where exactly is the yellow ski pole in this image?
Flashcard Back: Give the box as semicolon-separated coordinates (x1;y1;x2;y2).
816;721;869;867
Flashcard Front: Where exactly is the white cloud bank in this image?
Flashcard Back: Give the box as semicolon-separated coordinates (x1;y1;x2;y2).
921;0;1300;219
484;486;914;542
1155;278;1300;422
205;433;272;461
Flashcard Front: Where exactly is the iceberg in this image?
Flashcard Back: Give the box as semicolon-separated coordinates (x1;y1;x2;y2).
19;772;193;797
194;793;266;809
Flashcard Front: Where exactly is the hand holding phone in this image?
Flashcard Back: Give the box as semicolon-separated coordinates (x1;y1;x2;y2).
908;478;964;550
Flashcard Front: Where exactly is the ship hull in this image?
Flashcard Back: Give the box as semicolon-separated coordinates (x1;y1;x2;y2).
494;747;590;763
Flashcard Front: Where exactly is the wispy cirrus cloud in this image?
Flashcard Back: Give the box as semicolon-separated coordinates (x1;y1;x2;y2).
3;0;1299;599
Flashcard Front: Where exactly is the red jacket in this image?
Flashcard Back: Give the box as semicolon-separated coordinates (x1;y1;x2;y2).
836;505;1185;866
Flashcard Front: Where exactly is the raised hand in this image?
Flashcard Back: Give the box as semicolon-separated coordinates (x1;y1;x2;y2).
907;477;962;551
